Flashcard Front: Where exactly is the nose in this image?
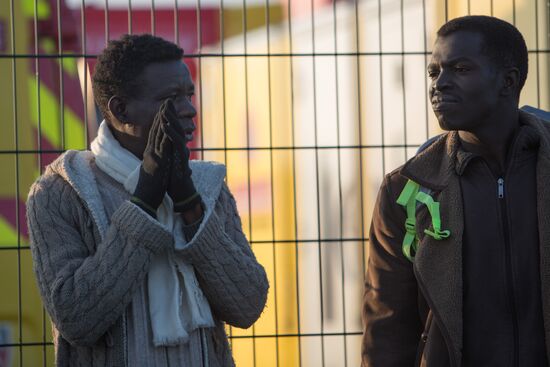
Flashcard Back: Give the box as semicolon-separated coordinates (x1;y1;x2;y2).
432;69;452;93
173;96;197;119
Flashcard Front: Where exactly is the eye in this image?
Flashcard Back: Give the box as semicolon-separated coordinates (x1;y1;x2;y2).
427;69;439;79
167;93;181;102
454;65;470;73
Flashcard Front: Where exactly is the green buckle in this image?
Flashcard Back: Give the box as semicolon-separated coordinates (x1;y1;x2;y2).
405;218;416;234
424;228;451;240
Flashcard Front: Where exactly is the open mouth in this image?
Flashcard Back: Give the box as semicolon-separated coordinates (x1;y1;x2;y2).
177;120;195;142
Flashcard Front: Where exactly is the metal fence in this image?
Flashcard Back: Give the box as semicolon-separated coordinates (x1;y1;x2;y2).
0;0;549;366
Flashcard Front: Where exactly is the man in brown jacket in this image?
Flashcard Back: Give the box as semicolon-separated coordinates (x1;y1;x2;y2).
363;16;550;366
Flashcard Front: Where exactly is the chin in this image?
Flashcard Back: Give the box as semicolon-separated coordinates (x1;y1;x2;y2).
436;116;456;131
436;113;470;132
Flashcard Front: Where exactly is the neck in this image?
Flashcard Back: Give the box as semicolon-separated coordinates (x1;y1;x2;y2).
458;107;520;174
107;123;145;160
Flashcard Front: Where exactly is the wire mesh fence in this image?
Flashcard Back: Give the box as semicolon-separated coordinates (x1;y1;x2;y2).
0;0;549;366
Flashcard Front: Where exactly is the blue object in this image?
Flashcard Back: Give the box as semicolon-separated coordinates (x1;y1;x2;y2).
520;105;550;121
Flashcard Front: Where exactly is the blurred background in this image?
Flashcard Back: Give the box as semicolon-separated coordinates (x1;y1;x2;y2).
0;0;549;366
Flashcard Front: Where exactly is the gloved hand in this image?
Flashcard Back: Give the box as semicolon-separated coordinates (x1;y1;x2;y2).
131;100;173;217
160;100;202;213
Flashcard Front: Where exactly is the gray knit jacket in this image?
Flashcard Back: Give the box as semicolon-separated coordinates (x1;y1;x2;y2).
26;150;269;366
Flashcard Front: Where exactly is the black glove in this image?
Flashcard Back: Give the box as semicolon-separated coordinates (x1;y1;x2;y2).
131;100;173;217
160;100;201;213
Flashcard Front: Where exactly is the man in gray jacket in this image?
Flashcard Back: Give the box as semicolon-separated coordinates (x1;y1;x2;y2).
26;34;269;366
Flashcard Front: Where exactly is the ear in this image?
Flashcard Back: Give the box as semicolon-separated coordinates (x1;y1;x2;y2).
107;95;128;124
501;67;520;97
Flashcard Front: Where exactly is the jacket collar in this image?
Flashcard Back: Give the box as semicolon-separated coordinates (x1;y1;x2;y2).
401;110;549;191
400;131;460;191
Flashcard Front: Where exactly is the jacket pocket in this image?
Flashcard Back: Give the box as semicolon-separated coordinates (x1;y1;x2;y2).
415;310;433;367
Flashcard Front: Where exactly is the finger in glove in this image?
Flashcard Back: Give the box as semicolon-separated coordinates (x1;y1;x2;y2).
162;122;187;155
163;99;182;130
147;109;161;152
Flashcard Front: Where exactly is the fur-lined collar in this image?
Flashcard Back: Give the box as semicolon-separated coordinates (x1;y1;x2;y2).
400;110;550;191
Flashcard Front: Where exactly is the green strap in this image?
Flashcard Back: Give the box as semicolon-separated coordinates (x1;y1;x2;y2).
396;179;420;207
397;180;420;261
396;179;451;262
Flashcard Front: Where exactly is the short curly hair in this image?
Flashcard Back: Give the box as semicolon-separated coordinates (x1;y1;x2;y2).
437;16;528;92
92;34;184;121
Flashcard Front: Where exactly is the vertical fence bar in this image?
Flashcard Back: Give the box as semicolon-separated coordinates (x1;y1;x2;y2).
547;0;550;108
219;0;231;348
353;0;367;308
34;0;48;363
8;0;23;363
174;0;179;45
331;1;348;365
57;0;65;151
422;0;430;139
377;0;386;174
105;0;109;45
264;0;280;365
151;0;156;35
513;0;517;25
82;0;89;147
128;0;133;34
400;0;408;161
34;2;42;176
220;0;228;168
196;0;204;160
241;1;257;364
536;0;541;107
287;0;303;364
309;0;326;365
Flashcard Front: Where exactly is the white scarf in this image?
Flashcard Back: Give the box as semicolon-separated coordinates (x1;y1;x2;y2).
91;121;214;346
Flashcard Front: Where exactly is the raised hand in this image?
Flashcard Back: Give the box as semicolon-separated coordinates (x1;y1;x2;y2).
131;100;173;217
160;99;202;214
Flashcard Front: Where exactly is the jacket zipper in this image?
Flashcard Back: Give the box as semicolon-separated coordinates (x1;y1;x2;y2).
123;314;128;366
415;310;433;367
497;177;519;367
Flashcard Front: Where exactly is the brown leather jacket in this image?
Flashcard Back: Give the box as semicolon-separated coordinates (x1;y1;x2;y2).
362;110;550;367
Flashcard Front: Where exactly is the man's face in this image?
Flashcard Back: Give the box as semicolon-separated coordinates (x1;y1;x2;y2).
124;60;196;155
428;31;502;131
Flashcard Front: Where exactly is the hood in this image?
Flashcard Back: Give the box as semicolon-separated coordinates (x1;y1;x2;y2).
45;150;227;241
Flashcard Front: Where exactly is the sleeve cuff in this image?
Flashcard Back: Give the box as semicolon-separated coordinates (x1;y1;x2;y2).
112;200;173;253
181;213;204;241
